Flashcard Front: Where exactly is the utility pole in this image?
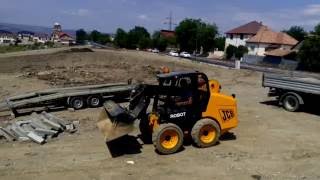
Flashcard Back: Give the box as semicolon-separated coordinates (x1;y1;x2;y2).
164;11;176;31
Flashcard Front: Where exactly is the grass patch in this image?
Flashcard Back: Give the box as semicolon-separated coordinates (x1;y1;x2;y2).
0;42;55;54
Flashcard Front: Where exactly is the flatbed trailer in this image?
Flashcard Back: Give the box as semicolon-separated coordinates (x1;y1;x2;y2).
0;83;136;116
262;73;320;112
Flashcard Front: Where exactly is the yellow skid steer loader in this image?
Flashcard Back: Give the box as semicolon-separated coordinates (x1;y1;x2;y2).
97;71;238;155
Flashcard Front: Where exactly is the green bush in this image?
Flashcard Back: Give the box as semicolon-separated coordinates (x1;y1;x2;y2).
298;36;320;72
226;45;237;59
235;45;248;59
225;45;248;60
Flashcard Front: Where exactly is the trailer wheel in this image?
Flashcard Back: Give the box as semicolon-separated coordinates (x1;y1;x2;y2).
283;94;300;112
87;95;102;108
70;97;85;110
152;123;183;155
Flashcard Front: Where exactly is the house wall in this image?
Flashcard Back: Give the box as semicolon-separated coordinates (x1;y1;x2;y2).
246;42;293;56
225;34;254;49
33;37;49;43
0;36;15;45
246;43;268;56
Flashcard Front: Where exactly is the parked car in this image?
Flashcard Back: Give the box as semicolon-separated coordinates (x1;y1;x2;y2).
180;52;191;58
169;51;179;57
151;49;159;53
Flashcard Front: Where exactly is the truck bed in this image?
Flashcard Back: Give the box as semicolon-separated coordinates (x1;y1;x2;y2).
262;73;320;95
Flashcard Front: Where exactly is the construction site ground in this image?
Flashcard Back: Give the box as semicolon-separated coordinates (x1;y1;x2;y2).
0;48;319;180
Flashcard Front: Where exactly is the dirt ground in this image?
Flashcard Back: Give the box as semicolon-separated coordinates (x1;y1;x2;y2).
0;48;319;180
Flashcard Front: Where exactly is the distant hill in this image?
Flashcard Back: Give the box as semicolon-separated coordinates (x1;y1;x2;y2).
0;22;76;37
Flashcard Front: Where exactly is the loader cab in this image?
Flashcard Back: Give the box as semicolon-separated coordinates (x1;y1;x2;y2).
155;72;210;126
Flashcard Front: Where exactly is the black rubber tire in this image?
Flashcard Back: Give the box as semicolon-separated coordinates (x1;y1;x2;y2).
139;116;152;143
69;97;85;110
283;95;300;112
87;95;102;108
191;119;220;148
152;123;183;155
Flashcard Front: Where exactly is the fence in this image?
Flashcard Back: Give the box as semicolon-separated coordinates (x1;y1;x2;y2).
242;54;298;70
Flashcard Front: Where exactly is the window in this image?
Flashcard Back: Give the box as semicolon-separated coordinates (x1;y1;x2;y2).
176;77;192;88
230;34;234;40
240;34;244;40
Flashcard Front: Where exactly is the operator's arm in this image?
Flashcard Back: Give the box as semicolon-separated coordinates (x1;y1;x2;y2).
175;96;193;106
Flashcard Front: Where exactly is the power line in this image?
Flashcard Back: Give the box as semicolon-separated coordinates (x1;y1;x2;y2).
164;11;177;31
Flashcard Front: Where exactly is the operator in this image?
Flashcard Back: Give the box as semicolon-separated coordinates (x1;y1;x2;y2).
198;75;207;92
175;79;193;106
198;75;208;102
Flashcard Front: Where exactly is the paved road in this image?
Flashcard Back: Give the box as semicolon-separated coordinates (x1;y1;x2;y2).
184;55;320;78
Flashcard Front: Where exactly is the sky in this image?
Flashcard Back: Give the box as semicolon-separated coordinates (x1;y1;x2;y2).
1;0;320;34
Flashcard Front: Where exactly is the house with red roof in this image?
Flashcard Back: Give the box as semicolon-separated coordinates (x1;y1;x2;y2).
51;22;75;45
246;28;298;56
225;21;298;57
160;30;175;39
225;21;265;49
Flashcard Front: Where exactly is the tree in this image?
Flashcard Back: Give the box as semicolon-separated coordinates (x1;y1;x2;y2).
157;38;168;52
127;26;150;49
313;23;320;35
151;31;168;51
235;45;248;59
114;28;128;48
138;37;151;49
198;23;218;53
283;26;306;42
225;45;248;60
90;30;100;43
98;33;111;45
298;36;320;72
175;18;218;53
214;37;225;51
297;23;320;72
225;45;237;59
89;30;111;45
76;29;88;44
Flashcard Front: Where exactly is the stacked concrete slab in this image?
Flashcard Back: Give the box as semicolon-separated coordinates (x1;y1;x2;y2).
0;112;77;144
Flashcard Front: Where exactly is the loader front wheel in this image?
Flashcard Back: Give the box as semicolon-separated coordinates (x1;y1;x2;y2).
191;119;220;148
152;123;183;155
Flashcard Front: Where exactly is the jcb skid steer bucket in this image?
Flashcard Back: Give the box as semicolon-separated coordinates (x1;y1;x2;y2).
97;101;136;142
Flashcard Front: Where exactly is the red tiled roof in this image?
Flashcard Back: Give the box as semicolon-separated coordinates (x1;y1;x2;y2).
58;32;74;40
225;21;265;35
58;32;70;38
247;28;298;46
160;30;175;38
264;49;294;57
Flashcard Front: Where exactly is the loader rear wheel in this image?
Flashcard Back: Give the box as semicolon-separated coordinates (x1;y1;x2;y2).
191;119;220;148
152;123;183;155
